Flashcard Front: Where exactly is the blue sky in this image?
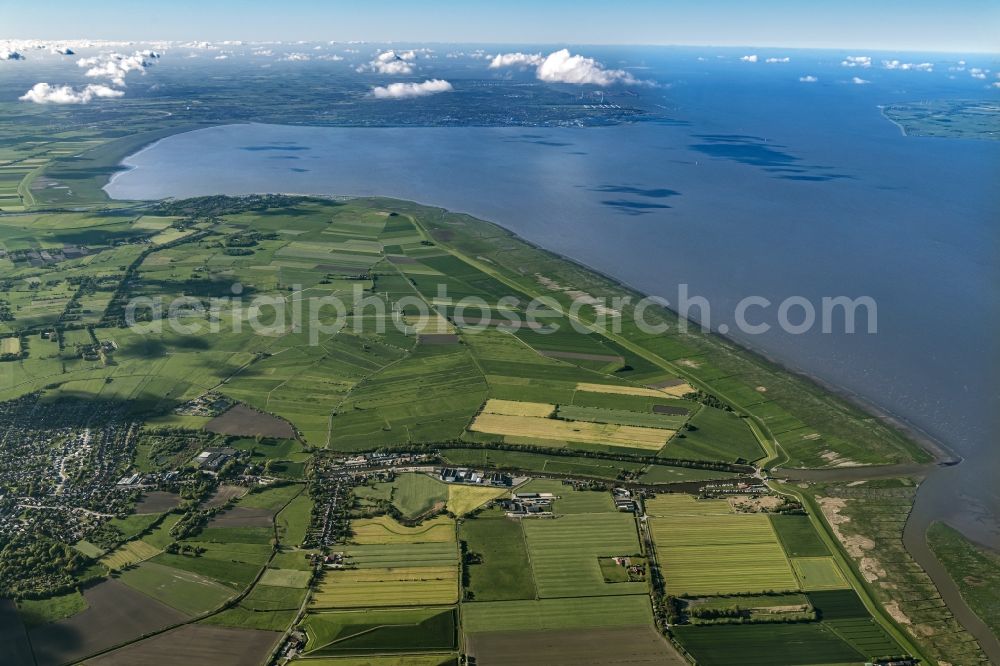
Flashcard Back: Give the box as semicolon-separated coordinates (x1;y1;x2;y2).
2;0;997;53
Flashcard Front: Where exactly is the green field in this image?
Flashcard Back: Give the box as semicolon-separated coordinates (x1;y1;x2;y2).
673;623;864;665
342;542;458;569
791;557;851;591
664;406;765;463
523;513;646;598
201;606;298;632
460;517;536;601
150;552;262;589
17;591;87;627
239;483;303;511
284;656;456;666
276;492;313;546
518;478;617;515
390;473;449;518
117;561;235;615
446;484;506;516
461;595;654;633
770;514;830;557
100;539;161;570
311;566;458;608
555;404;687;429
638;464;740;485
301;608;457;656
350;515;456;545
260;567;312;588
649;502;798;595
439;447;647;480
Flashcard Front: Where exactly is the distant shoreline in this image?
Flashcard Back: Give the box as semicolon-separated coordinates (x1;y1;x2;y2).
100;123;953;471
878;105;909;137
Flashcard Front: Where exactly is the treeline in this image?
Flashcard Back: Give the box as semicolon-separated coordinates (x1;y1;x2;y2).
372;440;753;475
151;194;332;218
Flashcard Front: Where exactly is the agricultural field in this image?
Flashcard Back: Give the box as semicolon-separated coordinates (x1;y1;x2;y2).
390;473;449;518
770;513;831;557
299;509;459;659
15;591;87;627
117;561;236;615
672;623;865;665
85;624;282;666
791;556;851;590
360;472;506;518
647;495;799;595
0;599;33;666
458;480;669;661
556;404;686;429
469;412;670;450
665;405;765;463
439;447;647;479
290;657;457;666
576;382;690;398
466;626;682;666
462;595;654;633
460;516;536;601
27;579;189;666
446;483;507;516
301;607;457;656
350;514;456;544
0;122;949;665
482;399;556;417
100;539;162;570
311;565;458;608
522;512;645;597
310;513;459;610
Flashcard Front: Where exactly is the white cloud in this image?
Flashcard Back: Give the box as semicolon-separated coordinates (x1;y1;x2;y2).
799;75;818;83
851;76;870;85
841;55;871;68
489;52;544;69
20;82;124;104
1;49;26;61
214;54;229;60
765;57;790;63
883;60;933;71
538;49;639;85
281;53;311;62
371;78;453;99
992;82;1000;89
359;49;418;75
489;48;642;86
969;67;988;79
740;54;758;63
78;50;160;86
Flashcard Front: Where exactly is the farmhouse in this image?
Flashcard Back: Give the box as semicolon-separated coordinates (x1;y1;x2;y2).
501;492;555;516
615;498;637;512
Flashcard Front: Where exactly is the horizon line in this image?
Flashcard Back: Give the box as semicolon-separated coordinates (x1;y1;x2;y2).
2;37;998;56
